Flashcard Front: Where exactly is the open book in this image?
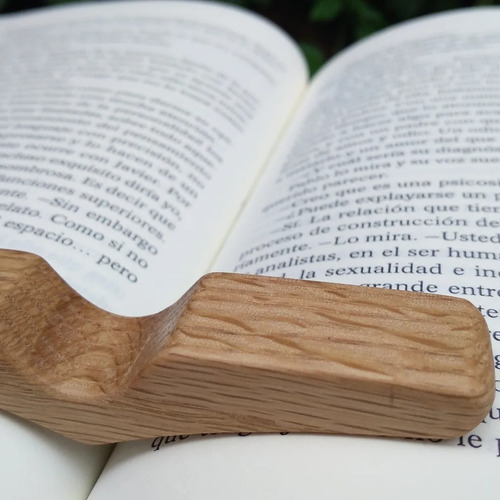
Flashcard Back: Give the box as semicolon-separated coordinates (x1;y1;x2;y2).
0;1;498;498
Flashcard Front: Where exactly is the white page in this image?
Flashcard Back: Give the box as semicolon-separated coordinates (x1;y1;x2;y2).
89;8;499;500
0;1;306;498
0;0;306;315
0;412;110;500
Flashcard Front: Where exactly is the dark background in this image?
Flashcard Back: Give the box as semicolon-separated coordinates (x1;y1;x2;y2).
1;0;499;72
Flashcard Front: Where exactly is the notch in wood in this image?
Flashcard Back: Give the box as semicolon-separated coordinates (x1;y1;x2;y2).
0;249;495;444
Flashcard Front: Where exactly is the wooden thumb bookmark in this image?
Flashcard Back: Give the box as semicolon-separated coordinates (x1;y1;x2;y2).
0;249;495;444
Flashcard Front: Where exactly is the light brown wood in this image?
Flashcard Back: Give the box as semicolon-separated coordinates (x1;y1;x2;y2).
0;249;495;444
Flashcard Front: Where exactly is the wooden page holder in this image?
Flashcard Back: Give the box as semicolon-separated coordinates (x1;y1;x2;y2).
0;249;495;444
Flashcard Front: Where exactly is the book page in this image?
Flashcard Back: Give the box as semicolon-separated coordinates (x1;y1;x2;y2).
0;412;110;500
0;2;306;498
89;8;498;499
0;0;306;316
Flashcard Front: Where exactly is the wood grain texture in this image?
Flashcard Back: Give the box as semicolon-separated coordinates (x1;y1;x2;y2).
0;249;495;444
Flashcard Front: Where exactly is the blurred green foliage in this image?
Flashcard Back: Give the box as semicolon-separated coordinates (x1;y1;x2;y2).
1;0;499;73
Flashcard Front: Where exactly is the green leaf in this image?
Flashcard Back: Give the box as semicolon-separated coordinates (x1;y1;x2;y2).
389;0;426;20
310;0;344;22
299;42;326;75
351;0;387;40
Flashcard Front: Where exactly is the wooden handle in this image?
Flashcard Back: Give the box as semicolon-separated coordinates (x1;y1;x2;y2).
0;249;495;444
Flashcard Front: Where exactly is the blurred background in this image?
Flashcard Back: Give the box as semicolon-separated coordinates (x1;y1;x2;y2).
1;0;499;72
